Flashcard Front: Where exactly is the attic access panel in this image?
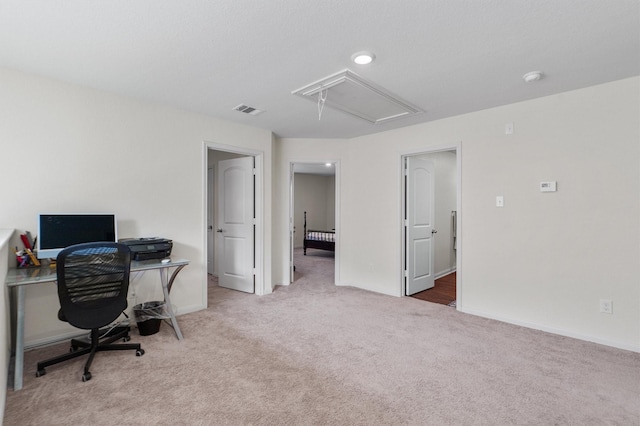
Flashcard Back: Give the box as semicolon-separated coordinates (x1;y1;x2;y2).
292;70;423;125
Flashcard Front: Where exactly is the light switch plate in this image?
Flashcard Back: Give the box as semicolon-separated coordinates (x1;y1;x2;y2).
496;196;504;207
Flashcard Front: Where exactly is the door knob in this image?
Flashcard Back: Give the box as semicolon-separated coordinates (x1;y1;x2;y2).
216;229;224;233
432;229;438;234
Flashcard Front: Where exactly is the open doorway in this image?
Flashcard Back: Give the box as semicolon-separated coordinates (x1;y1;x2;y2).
402;147;459;307
290;162;339;285
205;144;265;296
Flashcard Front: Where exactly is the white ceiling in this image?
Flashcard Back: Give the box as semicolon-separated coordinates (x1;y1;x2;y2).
1;1;638;139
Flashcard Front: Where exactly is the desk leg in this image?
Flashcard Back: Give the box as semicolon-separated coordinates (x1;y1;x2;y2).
13;286;25;391
160;268;183;340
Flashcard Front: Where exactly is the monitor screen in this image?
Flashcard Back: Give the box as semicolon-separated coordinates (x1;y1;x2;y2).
36;214;117;259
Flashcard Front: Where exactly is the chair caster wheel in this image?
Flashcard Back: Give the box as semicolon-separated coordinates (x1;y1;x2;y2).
36;369;46;378
70;346;78;353
82;372;92;382
123;335;131;342
136;349;145;356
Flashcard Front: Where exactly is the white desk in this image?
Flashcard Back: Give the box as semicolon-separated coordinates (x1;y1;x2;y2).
5;258;189;390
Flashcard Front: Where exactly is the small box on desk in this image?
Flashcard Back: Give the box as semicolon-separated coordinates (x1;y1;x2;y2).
118;237;172;261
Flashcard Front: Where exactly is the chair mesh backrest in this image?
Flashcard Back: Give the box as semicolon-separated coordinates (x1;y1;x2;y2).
57;242;131;330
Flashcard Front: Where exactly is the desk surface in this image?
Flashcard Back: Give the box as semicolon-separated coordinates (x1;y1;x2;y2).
5;258;189;287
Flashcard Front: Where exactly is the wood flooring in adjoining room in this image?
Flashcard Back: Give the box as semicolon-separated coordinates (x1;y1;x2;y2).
410;272;456;306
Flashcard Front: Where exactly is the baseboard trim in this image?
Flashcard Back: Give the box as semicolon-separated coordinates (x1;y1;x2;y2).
435;268;456;280
175;303;206;316
25;304;206;350
25;330;88;350
459;306;640;353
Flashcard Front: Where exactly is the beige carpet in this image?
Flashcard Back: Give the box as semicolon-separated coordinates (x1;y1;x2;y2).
4;248;640;425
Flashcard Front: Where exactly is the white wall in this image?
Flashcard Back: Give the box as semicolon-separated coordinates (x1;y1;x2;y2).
1;66;637;361
326;175;336;231
0;67;274;347
275;77;640;351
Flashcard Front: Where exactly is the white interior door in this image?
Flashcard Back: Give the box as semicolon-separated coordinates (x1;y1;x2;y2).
207;167;214;275
405;157;435;295
217;156;255;293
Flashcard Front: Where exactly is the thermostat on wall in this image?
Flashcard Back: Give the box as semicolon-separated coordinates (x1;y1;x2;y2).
540;181;557;192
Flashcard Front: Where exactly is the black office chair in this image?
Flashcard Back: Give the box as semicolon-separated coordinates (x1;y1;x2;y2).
36;242;144;382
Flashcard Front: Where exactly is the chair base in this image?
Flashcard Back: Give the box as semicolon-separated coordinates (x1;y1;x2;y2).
36;326;144;382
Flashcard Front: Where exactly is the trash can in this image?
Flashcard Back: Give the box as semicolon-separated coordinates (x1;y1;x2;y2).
133;301;168;336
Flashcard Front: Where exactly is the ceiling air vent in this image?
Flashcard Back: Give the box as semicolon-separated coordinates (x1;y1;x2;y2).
233;104;263;116
292;69;423;124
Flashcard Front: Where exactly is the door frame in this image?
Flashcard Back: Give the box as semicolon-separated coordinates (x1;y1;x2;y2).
400;143;461;306
288;160;341;286
203;142;265;296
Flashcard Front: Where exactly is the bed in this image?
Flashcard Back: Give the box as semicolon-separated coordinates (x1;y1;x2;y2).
303;211;335;255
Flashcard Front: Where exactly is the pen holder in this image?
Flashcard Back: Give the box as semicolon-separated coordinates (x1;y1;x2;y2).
16;249;41;268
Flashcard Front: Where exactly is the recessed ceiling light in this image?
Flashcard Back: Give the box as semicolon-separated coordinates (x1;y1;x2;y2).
351;51;375;65
523;71;544;83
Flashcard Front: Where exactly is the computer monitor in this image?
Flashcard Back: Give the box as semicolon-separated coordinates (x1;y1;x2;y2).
36;213;118;259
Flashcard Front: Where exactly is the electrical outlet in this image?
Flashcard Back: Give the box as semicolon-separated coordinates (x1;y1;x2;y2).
599;299;612;314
